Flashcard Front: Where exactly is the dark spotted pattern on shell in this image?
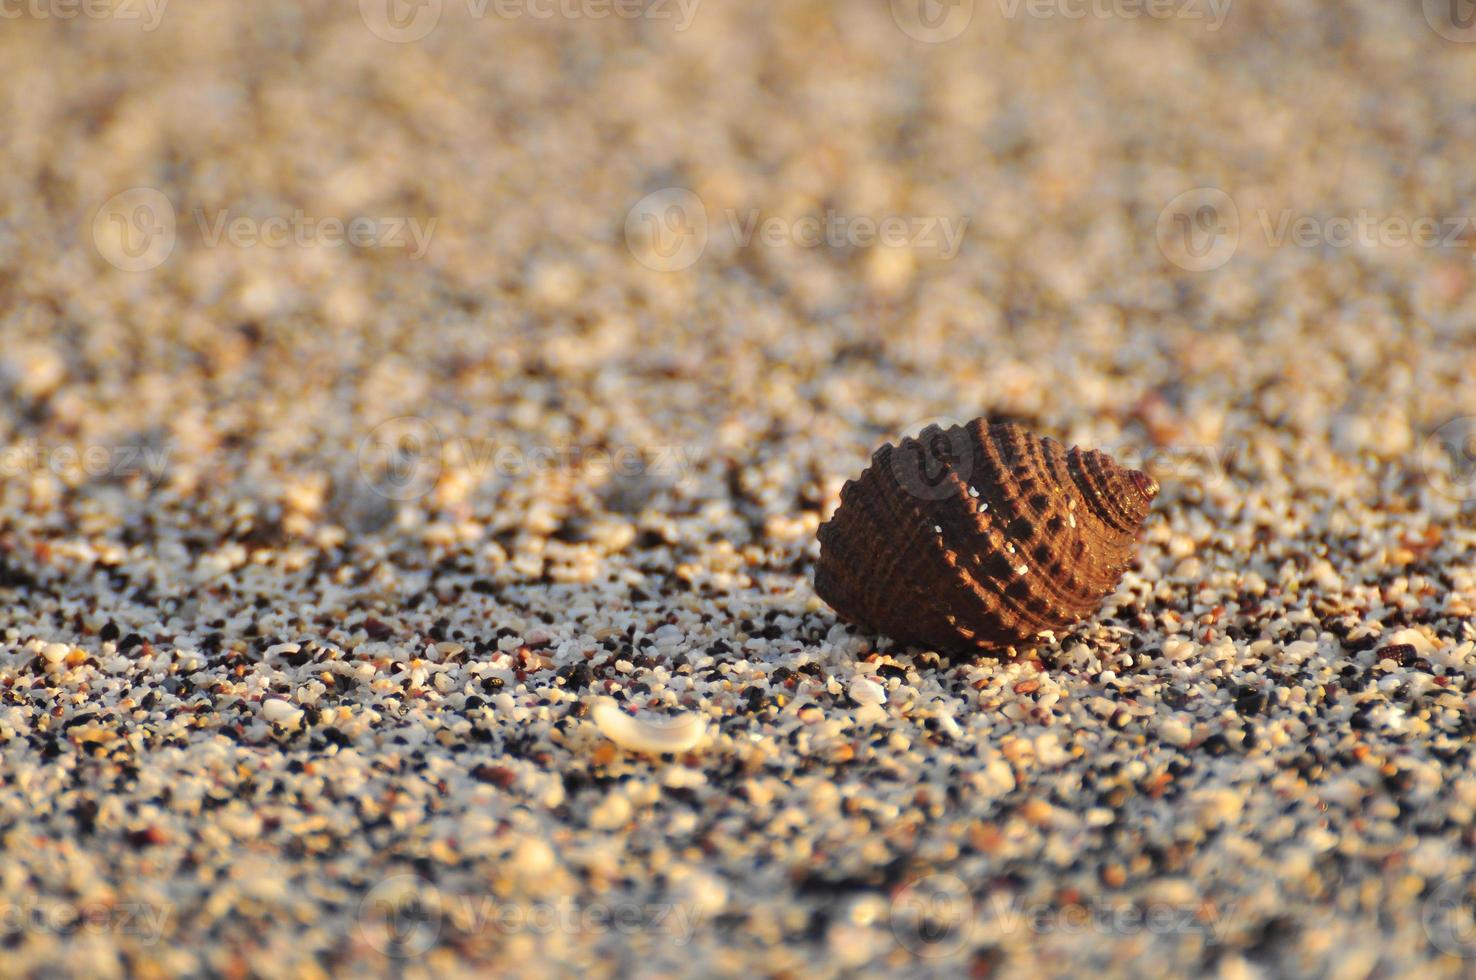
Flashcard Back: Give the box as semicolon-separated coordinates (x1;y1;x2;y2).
814;420;1159;656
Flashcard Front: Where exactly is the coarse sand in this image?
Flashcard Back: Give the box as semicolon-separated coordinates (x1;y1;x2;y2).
2;2;1476;976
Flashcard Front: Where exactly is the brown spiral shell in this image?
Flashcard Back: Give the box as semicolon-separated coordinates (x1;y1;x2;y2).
814;420;1158;656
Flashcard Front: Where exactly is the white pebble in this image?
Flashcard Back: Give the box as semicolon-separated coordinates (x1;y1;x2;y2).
261;699;304;727
1162;638;1196;662
588;792;632;830
1035;732;1068;767
1159;717;1192;747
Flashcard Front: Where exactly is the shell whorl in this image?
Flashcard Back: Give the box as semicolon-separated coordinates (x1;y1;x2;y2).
814;420;1157;656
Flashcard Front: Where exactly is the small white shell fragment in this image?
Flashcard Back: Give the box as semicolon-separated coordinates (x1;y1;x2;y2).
40;643;71;664
849;675;887;706
591;697;707;755
261;698;304;727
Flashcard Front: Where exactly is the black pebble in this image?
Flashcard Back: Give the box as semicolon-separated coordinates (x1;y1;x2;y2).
1234;685;1267;716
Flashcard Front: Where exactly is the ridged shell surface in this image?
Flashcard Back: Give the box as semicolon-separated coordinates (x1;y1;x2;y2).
815;420;1158;656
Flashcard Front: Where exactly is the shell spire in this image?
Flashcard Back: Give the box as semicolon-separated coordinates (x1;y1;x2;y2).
814;420;1157;657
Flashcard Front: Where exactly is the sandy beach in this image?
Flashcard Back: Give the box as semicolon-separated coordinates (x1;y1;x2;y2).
2;1;1476;976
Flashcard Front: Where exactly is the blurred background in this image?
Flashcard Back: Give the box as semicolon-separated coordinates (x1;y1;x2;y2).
4;0;1473;522
2;0;1476;975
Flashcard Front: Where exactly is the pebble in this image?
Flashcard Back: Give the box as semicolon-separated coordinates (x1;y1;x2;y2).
39;642;71;665
260;699;304;727
1159;718;1193;748
849;675;887;706
588;793;633;831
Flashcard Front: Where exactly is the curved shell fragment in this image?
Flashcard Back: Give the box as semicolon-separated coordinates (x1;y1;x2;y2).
591;697;708;755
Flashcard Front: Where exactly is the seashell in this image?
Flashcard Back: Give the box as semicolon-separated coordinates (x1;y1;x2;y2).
591;697;708;755
814;419;1158;656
